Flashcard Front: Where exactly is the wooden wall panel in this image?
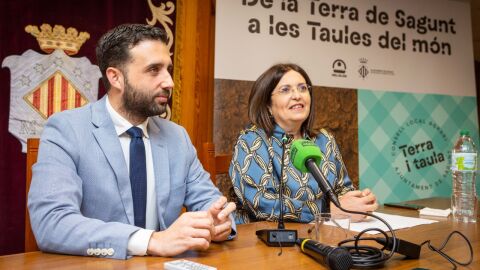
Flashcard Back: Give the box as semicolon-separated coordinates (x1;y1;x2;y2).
313;87;359;187
213;79;252;154
173;0;215;148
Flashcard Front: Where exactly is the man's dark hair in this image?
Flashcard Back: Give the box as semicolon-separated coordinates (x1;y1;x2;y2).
95;24;168;90
248;63;316;137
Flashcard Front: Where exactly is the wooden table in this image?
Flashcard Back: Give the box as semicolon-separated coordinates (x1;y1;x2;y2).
1;197;478;269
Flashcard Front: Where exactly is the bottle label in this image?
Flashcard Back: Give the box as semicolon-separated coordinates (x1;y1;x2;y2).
451;153;477;171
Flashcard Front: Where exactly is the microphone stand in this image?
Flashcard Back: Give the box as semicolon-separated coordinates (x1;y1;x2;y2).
256;134;297;247
277;134;287;229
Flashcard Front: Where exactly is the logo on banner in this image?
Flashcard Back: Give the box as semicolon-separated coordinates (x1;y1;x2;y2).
331;59;347;78
358;58;369;79
2;24;101;152
390;118;450;191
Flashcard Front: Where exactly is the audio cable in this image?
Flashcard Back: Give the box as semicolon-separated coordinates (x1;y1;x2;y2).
334;209;397;268
419;230;473;269
335;211;473;269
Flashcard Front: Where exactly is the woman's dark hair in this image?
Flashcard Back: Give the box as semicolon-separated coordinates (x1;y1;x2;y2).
248;63;316;137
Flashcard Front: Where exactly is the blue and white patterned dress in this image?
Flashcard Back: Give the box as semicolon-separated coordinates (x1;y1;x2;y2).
229;124;354;224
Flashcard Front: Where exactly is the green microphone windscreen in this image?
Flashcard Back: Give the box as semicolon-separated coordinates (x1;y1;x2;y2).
290;139;323;173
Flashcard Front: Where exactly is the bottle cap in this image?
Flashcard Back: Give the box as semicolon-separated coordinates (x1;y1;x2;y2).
460;130;470;136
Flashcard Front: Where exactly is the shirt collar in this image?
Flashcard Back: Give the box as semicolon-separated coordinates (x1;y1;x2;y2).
272;124;310;141
272;124;287;140
105;95;150;138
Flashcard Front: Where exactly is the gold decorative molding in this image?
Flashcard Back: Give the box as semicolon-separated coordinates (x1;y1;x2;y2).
147;0;177;121
146;0;175;54
25;24;90;55
171;0;184;124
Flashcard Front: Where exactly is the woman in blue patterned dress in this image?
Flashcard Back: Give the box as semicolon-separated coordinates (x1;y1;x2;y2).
229;63;377;224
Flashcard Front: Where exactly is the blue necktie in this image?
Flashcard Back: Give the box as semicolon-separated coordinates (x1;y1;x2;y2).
126;127;147;228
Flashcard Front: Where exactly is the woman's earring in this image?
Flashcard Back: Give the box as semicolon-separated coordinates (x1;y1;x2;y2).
268;107;274;119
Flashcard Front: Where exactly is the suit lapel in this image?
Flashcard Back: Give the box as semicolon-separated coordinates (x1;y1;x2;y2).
91;96;134;225
149;120;170;230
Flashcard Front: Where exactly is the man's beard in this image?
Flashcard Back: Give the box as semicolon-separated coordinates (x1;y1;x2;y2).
122;78;169;119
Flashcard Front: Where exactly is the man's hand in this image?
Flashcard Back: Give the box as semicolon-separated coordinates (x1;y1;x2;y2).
146;211;215;256
208;196;236;242
146;196;235;256
330;188;378;222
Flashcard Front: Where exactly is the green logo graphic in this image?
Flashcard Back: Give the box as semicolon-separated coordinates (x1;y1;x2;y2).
358;90;479;203
390;118;449;191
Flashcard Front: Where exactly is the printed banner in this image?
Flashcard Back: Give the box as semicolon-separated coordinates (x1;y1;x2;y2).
215;0;475;96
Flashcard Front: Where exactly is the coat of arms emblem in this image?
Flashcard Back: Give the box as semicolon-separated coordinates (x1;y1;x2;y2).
2;24;101;152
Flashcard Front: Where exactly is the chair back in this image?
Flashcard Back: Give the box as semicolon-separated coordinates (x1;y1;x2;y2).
25;138;39;252
201;142;232;185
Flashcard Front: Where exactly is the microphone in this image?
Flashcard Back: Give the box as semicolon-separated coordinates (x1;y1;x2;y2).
291;140;400;268
290;139;341;207
256;133;297;247
297;238;353;270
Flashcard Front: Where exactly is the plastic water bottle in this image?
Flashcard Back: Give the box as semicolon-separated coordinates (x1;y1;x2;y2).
451;130;477;223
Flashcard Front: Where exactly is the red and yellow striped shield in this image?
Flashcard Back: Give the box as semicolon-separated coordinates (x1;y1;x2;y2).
23;71;88;119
